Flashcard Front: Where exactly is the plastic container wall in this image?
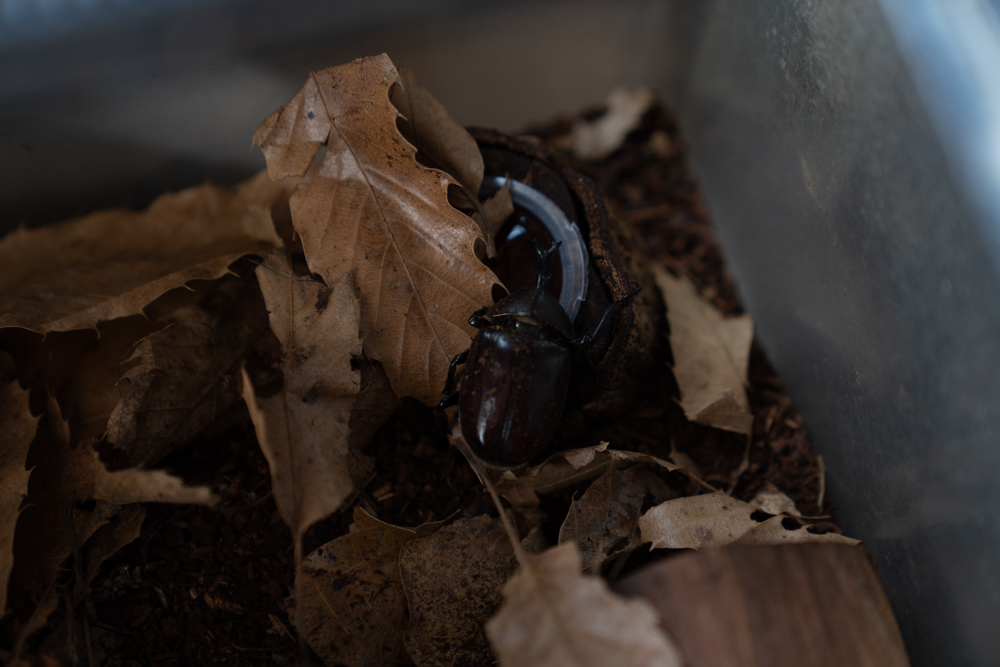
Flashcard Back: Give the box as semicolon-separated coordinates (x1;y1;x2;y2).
672;1;1000;664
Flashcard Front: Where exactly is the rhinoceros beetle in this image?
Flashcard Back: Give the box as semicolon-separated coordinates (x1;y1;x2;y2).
439;241;637;468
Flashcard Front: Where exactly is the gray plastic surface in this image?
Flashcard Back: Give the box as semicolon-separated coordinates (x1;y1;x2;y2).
671;2;1000;664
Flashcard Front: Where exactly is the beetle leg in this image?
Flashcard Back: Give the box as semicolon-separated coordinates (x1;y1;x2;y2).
441;349;469;398
574;283;642;348
438;391;460;410
438;349;466;410
528;239;562;289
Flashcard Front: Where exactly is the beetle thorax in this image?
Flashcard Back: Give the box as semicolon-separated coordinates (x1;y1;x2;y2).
486;285;574;340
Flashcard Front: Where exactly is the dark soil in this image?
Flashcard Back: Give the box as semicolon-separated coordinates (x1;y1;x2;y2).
68;102;829;665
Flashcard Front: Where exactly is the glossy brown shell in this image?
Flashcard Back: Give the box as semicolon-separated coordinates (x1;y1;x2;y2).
470;128;666;429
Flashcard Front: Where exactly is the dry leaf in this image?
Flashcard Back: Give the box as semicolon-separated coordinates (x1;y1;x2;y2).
392;65;490;249
399;515;518;666
81;505;146;590
558;465;670;571
0;172;287;334
562;441;611;469
495;444;698;498
0;319;152;447
750;483;802;517
254;53;497;405
9;397;212;613
569;88;656;160
345;359;398;495
58;319;152;446
107;275;270;466
0;378;38;613
476;180;515;239
297;508;427;667
242;252;361;541
655;266;754;436
639;491;859;551
486;541;683;667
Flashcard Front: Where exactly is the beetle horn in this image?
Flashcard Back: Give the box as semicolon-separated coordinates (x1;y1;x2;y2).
530;239;562;289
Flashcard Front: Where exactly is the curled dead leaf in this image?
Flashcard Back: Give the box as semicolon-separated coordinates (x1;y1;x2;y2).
391;65;496;252
254;53;497;405
107;275;269;466
655;266;754;436
486;541;683;667
0;172;287;334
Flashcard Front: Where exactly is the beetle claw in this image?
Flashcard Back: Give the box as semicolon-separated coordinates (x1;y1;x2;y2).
442;349;469;399
469;307;490;328
438;392;460;410
528;239;562;290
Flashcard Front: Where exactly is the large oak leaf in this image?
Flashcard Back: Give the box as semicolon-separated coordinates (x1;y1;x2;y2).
254;54;496;405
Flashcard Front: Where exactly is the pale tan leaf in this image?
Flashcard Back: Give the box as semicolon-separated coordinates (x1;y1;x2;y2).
0;172;288;334
254;54;497;405
486;541;683;667
562;441;610;469
655;267;754;436
0;378;38;613
735;516;860;547
399;515;518;666
558;465;670;571
639;491;859;551
750;483;802;517
87;452;216;505
570;88;656;160
243;252;361;539
297;508;423;667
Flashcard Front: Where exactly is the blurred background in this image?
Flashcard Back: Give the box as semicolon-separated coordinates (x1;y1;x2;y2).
3;1;1000;664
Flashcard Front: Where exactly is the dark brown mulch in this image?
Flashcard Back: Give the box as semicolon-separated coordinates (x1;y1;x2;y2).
76;100;829;665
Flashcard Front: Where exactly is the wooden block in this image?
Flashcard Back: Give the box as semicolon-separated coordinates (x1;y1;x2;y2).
614;543;909;667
